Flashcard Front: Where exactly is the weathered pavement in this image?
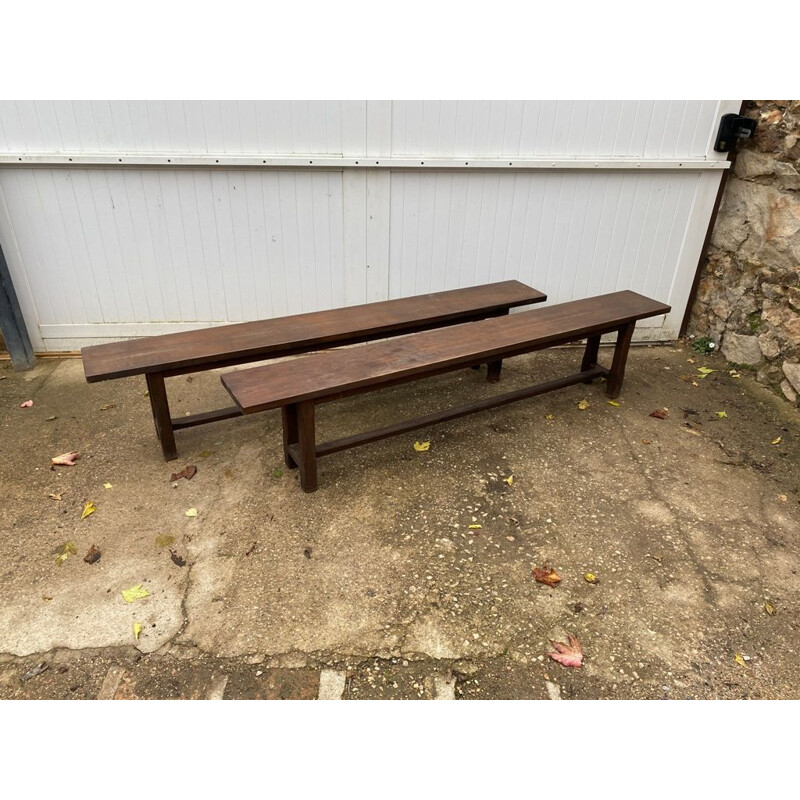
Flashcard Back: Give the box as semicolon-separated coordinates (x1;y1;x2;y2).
1;343;799;699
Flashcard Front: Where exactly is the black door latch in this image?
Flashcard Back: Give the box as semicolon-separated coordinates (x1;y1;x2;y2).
714;113;758;152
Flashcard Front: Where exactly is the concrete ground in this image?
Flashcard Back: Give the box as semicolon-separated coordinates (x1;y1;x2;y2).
1;342;798;700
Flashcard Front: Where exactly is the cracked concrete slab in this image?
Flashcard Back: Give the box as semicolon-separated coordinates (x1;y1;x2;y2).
1;343;799;699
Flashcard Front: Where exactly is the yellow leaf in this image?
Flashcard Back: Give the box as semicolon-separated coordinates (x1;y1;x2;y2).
185;507;198;517
155;534;176;548
607;400;620;407
503;475;514;486
54;541;77;566
103;482;113;489
687;358;696;364
716;411;727;418
771;437;782;446
583;573;598;584
81;501;96;520
413;441;430;452
468;524;482;530
121;584;149;603
765;602;775;616
691;381;699;387
577;399;589;410
734;653;747;668
544;413;554;420
133;622;143;640
697;367;715;375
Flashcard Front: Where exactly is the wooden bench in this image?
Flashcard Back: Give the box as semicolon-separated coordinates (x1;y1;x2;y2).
81;281;545;460
221;290;670;492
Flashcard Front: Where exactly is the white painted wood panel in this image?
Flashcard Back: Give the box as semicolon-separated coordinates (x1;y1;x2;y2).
387;170;703;337
0;100;740;351
0;168;347;342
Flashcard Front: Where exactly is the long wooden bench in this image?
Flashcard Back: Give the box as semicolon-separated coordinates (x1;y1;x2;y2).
221;290;671;492
81;281;545;460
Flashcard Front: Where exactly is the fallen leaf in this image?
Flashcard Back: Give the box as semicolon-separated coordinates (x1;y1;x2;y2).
271;468;283;479
19;400;33;408
468;524;482;530
103;482;113;489
771;437;782;445
716;411;728;418
504;475;514;486
133;622;142;641
650;408;669;419
778;494;788;502
544;413;554;420
577;399;589;410
533;566;562;587
734;653;747;668
155;534;175;548
687;357;696;364
185;508;198;517
99;403;116;411
121;584;149;603
46;415;57;422
83;545;101;564
583;572;598;584
413;441;431;452
548;634;583;668
53;541;77;566
607;400;620;407
641;439;652;445
765;602;776;616
81;501;96;520
729;370;741;379
697;367;716;376
20;663;49;682
51;451;80;467
692;381;699;387
169;549;186;567
170;465;197;482
198;450;213;458
49;492;62;501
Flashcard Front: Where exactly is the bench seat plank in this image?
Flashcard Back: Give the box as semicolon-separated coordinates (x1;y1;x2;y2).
222;290;670;413
81;280;544;382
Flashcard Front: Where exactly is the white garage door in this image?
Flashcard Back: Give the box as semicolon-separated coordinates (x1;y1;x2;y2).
0;100;740;351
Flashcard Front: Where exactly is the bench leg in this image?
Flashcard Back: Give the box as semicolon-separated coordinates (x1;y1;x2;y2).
581;335;601;383
606;323;635;399
296;402;318;493
485;308;509;383
282;405;299;469
282;402;318;491
146;373;178;461
486;360;503;383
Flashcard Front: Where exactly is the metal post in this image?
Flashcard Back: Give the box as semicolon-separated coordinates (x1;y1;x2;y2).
0;238;35;370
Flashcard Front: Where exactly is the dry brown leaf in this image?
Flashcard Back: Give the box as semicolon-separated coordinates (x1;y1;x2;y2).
548;634;583;668
99;403;116;411
51;451;80;467
649;408;669;419
170;465;197;482
533;566;562;587
83;545;101;564
169;549;187;567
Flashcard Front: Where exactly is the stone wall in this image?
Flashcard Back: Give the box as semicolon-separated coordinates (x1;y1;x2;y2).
687;100;800;404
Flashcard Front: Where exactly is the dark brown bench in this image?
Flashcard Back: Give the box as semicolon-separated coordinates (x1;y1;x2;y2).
81;281;545;460
221;290;671;492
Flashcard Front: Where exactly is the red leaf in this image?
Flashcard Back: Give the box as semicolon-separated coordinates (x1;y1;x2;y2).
51;451;80;467
548;634;583;668
170;465;197;482
533;566;562;587
649;409;669;419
